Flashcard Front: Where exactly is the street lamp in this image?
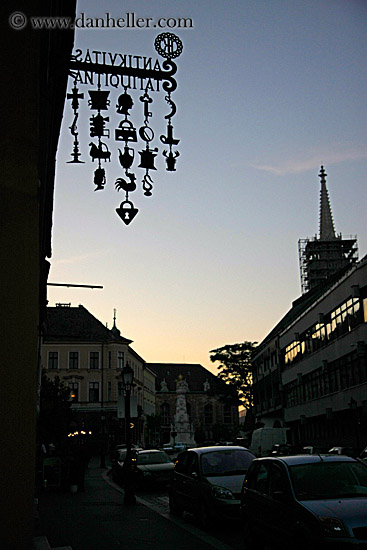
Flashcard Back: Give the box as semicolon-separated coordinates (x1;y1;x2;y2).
121;363;136;505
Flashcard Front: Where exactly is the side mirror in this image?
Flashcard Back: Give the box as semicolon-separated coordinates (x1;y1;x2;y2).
191;471;198;479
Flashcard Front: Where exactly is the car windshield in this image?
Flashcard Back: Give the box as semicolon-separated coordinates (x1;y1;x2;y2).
290;461;367;500
136;452;172;465
117;450;127;461
201;450;254;477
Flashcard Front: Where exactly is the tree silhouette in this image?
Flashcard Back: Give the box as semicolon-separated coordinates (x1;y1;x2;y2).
209;341;257;409
38;370;72;448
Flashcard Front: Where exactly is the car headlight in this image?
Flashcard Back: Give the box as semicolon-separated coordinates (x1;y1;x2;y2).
319;517;347;537
211;486;235;500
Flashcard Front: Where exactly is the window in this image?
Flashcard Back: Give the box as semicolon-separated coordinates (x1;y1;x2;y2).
69;351;79;370
117;381;124;397
68;382;79;402
107;381;112;401
204;403;213;425
108;351;112;369
48;351;58;370
161;402;170;425
253;463;270;494
223;404;232;424
89;351;99;370
117;351;124;369
89;382;99;402
268;465;288;498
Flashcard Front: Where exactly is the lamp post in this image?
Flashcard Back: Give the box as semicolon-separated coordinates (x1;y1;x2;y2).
121;363;136;505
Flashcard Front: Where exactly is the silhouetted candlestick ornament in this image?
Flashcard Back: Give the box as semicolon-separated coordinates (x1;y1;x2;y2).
67;32;183;225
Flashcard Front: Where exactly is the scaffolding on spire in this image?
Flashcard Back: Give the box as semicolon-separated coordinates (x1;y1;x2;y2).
299;166;358;294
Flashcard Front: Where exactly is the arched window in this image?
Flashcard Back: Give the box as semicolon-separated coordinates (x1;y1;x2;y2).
161;402;170;425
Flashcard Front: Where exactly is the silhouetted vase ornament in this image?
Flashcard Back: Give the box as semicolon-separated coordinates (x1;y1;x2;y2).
88;90;110;110
138;148;158;170
116;200;139;225
116;92;134;115
163;150;180;171
118;146;134;169
115;120;137;142
94;167;106;190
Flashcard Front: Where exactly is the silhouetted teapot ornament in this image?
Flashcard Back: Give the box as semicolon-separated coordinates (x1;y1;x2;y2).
118;146;134;169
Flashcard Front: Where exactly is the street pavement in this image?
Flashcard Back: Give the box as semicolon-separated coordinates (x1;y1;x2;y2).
34;456;239;550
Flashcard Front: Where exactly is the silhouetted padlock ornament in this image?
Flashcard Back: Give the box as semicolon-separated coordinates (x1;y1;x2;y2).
115;120;137;142
116;200;139;225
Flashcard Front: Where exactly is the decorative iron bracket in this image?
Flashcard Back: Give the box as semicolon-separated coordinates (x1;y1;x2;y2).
66;33;183;226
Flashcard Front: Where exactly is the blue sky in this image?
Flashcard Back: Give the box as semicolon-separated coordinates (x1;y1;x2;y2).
48;0;367;373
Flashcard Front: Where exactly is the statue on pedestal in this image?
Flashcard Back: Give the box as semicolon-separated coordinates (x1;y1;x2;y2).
170;375;196;447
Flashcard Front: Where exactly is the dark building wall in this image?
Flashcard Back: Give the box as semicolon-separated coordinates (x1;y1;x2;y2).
1;2;76;548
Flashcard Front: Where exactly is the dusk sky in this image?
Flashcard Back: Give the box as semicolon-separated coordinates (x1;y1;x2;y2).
48;0;367;374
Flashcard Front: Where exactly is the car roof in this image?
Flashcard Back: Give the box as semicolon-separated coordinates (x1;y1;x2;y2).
253;454;359;466
137;449;165;454
185;445;253;456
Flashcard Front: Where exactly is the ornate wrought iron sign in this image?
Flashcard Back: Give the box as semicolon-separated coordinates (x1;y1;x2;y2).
67;33;183;225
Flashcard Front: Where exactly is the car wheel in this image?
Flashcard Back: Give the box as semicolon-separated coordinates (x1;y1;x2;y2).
199;502;213;530
169;491;183;517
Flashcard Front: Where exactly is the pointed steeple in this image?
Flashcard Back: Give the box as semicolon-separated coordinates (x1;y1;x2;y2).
318;165;336;240
111;308;121;337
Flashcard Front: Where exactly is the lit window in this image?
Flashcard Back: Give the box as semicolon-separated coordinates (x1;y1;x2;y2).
69;382;79;402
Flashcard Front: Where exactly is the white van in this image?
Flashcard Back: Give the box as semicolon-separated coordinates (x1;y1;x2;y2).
249;427;287;457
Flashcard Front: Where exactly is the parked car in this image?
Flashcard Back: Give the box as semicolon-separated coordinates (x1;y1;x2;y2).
241;454;367;549
302;446;329;455
111;447;143;484
162;443;188;455
270;444;299;456
111;447;128;483
328;446;358;458
133;449;174;486
169;445;255;528
249;427;288;457
359;446;367;465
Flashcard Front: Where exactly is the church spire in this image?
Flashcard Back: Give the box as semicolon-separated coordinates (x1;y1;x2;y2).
111;308;121;337
318;165;336;240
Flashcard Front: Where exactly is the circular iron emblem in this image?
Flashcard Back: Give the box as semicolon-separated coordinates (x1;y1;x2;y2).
154;33;183;59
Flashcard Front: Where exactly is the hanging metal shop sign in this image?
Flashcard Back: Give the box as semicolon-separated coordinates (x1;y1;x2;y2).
66;32;183;225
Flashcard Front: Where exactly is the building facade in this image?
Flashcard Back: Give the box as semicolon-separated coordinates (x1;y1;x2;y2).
42;305;154;449
148;363;239;446
2;3;76;547
252;168;367;451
